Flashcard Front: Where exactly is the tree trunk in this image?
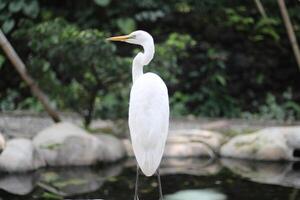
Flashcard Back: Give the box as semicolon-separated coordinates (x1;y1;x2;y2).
277;0;300;71
254;0;267;18
0;29;61;122
84;91;96;128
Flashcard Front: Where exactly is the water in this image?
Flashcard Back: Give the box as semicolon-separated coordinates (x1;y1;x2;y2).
0;158;299;200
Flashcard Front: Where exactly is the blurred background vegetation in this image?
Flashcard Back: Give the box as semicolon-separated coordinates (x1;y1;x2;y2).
0;0;300;126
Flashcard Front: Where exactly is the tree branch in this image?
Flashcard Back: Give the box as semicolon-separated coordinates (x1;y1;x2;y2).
0;29;61;122
254;0;267;18
277;0;300;71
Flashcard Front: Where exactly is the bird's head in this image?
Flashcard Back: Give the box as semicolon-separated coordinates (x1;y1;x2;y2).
107;30;153;46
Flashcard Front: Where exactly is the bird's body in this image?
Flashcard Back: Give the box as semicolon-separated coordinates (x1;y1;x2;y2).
107;30;169;199
129;72;169;176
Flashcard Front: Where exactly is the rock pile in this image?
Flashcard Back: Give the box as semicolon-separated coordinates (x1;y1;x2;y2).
0;122;125;172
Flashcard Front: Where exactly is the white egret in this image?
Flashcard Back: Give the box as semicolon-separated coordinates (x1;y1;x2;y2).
107;30;169;200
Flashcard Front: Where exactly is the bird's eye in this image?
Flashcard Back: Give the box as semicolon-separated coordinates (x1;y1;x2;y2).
130;35;136;39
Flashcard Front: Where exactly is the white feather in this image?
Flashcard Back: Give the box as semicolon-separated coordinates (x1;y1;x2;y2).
129;72;169;176
109;30;170;176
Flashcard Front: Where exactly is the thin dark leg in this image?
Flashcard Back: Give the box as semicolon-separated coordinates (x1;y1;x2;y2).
134;165;140;200
157;169;164;200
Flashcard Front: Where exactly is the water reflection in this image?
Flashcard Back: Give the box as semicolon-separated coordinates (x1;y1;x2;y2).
222;158;300;188
126;157;221;176
0;163;123;197
38;164;123;196
165;189;227;200
160;158;221;176
1;158;300;199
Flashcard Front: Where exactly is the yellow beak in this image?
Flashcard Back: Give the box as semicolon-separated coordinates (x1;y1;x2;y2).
106;35;130;42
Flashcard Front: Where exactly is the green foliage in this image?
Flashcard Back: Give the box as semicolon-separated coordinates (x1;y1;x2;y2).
152;33;196;116
0;89;18;110
1;0;300;124
94;0;111;7
40;192;63;200
116;18;136;33
0;0;39;33
225;7;255;31
197;48;240;117
257;89;300;121
153;33;240;117
253;17;280;42
0;54;5;69
13;18;129;125
241;88;300;122
225;6;280;42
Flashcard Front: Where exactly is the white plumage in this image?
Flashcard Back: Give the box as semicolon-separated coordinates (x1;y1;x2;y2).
129;72;169;176
107;30;169;177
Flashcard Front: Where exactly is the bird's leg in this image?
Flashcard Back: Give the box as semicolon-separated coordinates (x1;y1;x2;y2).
156;169;164;200
134;165;140;200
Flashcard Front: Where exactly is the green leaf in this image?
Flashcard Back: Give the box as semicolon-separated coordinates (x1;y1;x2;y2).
116;18;136;33
0;54;5;69
23;0;39;18
40;192;63;200
94;0;110;7
2;19;15;33
0;12;11;21
215;74;226;86
9;0;24;13
0;0;7;10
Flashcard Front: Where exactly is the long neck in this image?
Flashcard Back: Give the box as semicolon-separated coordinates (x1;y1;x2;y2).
132;53;144;83
132;41;155;83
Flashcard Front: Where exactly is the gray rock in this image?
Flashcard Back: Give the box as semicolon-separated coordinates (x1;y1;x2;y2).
0;112;81;139
165;129;226;157
0;138;45;172
123;129;225;158
33;122;125;166
95;134;126;162
221;126;300;161
123;139;134;157
0;172;39;195
33;122;102;166
0;133;5;151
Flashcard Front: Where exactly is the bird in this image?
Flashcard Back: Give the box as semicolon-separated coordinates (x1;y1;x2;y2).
107;30;169;200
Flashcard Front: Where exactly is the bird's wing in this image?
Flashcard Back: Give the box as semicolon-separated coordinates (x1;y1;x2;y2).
128;73;169;176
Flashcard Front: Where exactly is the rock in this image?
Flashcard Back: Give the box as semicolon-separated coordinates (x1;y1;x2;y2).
164;142;214;158
123;129;226;158
165;129;226;157
95;134;126;162
33;122;125;166
33;122;100;166
123;139;134;157
0;138;45;172
0;172;39;195
0;133;5;152
220;126;300;161
165;189;227;200
89;119;116;133
0;112;81;139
